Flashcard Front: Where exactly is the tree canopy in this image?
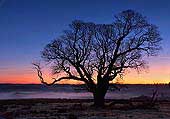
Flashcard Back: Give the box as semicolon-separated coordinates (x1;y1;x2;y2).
33;10;162;106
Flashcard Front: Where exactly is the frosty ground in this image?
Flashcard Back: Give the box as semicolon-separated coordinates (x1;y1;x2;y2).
0;99;170;119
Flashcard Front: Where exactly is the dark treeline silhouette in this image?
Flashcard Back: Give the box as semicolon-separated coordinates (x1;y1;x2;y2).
33;10;162;107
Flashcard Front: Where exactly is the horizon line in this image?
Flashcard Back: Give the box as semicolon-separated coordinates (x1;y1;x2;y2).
0;83;168;85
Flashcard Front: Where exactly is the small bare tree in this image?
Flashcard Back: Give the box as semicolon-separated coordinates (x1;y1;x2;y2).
33;10;162;107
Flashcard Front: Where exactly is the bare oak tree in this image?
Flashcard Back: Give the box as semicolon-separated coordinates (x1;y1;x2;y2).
33;10;162;107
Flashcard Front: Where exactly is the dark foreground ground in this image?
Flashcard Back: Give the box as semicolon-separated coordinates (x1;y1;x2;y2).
0;99;170;119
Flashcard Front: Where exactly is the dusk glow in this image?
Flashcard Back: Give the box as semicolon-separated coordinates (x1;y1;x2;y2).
0;0;170;84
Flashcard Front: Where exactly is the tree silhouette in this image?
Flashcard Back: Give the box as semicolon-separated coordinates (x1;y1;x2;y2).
33;10;162;107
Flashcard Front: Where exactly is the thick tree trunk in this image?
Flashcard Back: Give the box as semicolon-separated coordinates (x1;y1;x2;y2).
93;79;109;107
93;90;106;107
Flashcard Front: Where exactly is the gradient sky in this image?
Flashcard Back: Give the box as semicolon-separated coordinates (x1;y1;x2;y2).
0;0;170;84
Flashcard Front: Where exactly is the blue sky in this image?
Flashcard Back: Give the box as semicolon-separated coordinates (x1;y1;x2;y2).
0;0;170;83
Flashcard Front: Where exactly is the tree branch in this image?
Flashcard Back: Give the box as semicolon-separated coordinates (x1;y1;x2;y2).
33;63;85;86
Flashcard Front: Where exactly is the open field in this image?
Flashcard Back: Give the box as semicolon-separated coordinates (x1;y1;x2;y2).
0;99;170;119
0;84;170;100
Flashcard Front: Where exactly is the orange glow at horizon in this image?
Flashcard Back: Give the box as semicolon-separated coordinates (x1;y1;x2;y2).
0;57;170;84
0;70;169;84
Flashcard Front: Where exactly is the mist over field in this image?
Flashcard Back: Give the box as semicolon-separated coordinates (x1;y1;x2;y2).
0;84;169;100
